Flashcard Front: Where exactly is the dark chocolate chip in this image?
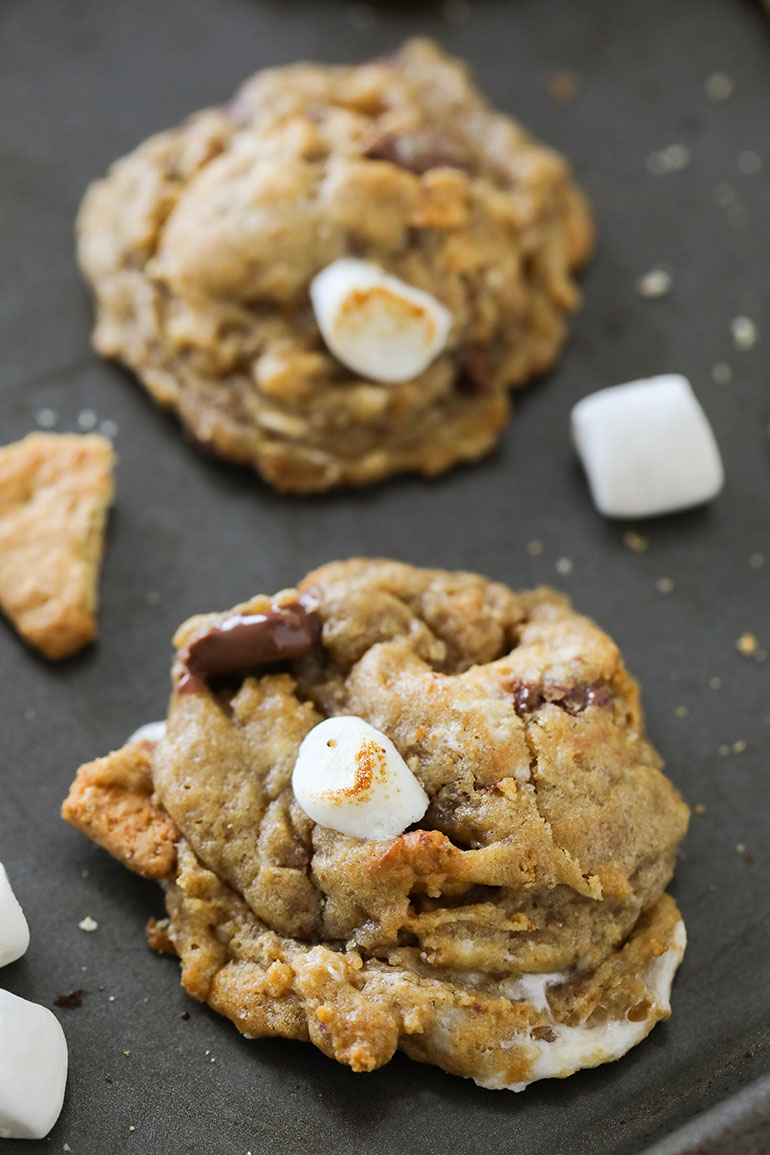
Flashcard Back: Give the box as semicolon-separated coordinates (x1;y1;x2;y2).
181;601;321;689
364;129;472;175
508;680;613;718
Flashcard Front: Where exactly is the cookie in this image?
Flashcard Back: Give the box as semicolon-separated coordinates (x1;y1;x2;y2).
62;560;688;1089
0;433;114;659
77;39;593;493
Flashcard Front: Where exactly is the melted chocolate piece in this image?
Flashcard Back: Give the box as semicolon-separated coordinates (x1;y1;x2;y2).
181;601;321;690
364;129;472;175
508;680;613;718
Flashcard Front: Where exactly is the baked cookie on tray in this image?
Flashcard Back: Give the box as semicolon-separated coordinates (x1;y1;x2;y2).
62;560;688;1090
77;39;593;493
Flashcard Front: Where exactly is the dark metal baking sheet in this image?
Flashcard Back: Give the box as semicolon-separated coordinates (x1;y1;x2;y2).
1;1;768;1152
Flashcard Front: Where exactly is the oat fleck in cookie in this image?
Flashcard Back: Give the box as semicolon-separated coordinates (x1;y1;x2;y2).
0;433;114;660
77;40;593;493
62;560;689;1089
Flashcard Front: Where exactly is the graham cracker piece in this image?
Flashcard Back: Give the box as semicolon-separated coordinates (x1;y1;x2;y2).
62;740;178;879
0;432;115;659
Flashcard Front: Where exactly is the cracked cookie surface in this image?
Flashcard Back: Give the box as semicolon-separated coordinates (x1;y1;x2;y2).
77;40;592;493
63;560;688;1088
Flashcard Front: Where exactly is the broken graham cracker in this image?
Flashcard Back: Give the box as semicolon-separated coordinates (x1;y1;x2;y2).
0;432;115;659
61;740;178;880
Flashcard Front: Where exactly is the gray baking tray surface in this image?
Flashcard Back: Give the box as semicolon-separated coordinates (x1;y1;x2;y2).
0;1;768;1152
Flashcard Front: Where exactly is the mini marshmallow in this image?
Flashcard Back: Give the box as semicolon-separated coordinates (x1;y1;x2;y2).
0;863;30;967
0;989;68;1139
127;719;167;745
571;374;724;518
292;716;428;840
310;258;452;384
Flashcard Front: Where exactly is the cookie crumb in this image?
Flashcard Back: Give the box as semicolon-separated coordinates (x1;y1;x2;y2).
736;632;758;657
123;1050;130;1056
636;267;672;299
146;590;162;605
78;915;98;932
711;362;732;385
35;407;58;429
99;418;119;439
694;803;706;815
555;557;573;575
622;531;649;553
674;705;688;718
705;72;734;101
730;316;758;351
526;539;544;557
646;143;691;175
748;553;765;570
63;1145;71;1152
713;182;738;208
656;577;675;594
718;744;730;756
737;150;762;176
732;739;747;754
745;852;754;864
736;842;745;854
77;408;98;431
709;677;722;690
547;70;580;105
129;1126;135;1133
54;989;86;1010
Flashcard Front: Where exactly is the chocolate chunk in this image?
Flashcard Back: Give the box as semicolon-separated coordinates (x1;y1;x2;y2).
181;601;321;690
54;988;86;1010
458;346;495;395
364;129;472;175
508;680;613;718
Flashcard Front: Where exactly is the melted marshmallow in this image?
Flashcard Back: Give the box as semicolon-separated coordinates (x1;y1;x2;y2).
128;720;167;745
483;919;687;1091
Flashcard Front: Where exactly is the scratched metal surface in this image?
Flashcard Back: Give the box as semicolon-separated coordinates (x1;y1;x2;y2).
0;1;768;1152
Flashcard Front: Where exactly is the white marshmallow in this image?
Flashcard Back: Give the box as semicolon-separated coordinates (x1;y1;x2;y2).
310;258;452;384
127;719;167;745
292;716;428;840
0;863;30;967
571;375;724;518
0;989;68;1139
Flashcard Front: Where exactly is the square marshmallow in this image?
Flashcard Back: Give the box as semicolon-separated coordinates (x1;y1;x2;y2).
571;375;724;518
0;989;68;1139
0;863;30;967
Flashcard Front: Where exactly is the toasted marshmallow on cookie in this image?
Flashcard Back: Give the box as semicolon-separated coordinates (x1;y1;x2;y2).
0;863;30;967
0;989;68;1139
310;258;452;384
292;716;428;840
